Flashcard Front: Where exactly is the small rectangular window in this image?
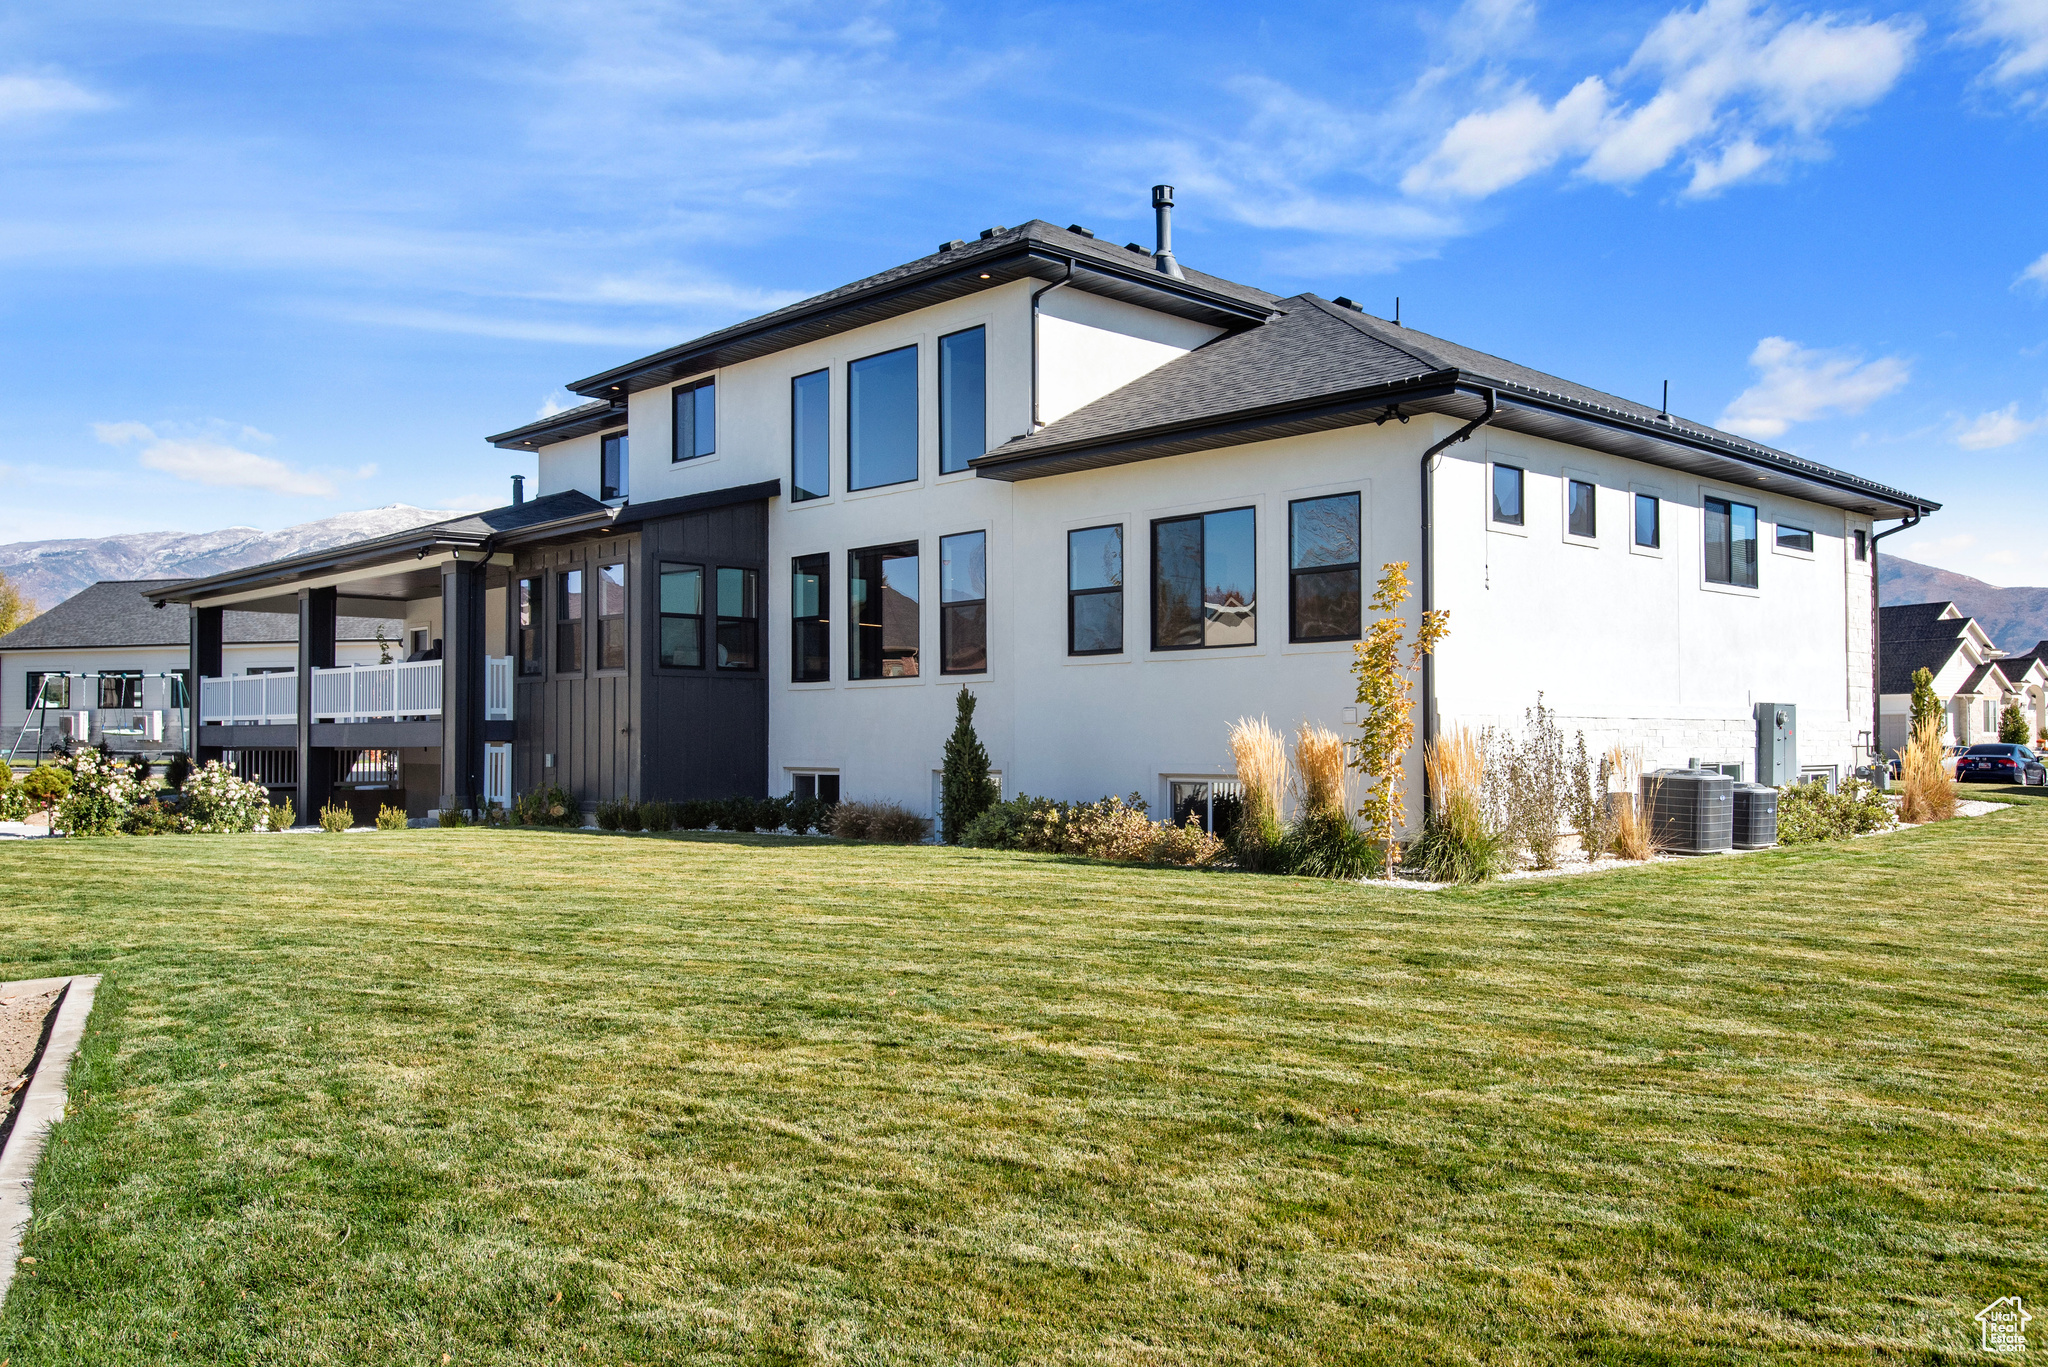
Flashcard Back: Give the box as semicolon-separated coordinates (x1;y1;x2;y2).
556;569;584;673
791;772;841;803
1854;529;1868;561
596;563;627;670
658;563;703;668
1068;525;1123;655
672;379;715;461
98;671;142;709
1492;464;1524;525
939;530;987;674
850;541;920;677
1704;497;1759;587
715;567;759;671
939;326;986;475
1634;493;1660;549
516;577;542;675
1776;524;1814;552
792;553;829;682
601;432;628;500
26;672;69;710
1567;479;1596;539
1153;506;1256;651
849;345;918;490
1289;493;1361;642
1170;779;1245;834
791;369;829;501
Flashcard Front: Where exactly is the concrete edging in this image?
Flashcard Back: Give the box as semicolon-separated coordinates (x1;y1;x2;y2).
0;973;100;1308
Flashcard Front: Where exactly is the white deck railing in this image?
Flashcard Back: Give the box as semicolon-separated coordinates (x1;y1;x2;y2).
486;655;514;720
200;671;299;725
311;660;442;722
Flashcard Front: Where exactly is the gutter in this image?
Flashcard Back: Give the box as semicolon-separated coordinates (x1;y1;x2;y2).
1416;386;1499;807
1870;509;1926;771
1029;257;1075;431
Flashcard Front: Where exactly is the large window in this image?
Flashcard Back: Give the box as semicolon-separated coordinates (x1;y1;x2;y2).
556;569;584;672
791;369;829;501
792;554;829;681
673;378;715;462
601;432;628;500
939;326;986;475
1634;494;1660;549
25;672;68;710
597;563;627;670
658;563;703;668
939;531;987;674
1068;524;1123;655
516;577;542;675
1567;479;1596;538
1492;464;1524;525
1153;506;1256;650
849;345;918;489
849;542;920;678
1288;493;1361;642
715;568;759;671
97;671;142;709
1775;524;1814;552
1705;497;1759;587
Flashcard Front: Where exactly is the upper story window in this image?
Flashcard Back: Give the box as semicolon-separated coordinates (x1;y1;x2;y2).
601;432;628;500
1634;493;1660;549
1854;529;1868;561
849;345;918;490
1567;479;1596;538
715;568;759;671
597;563;627;670
1068;525;1123;656
850;541;919;677
1153;507;1255;650
556;569;584;673
1704;497;1759;588
1491;464;1524;525
673;379;715;462
1775;524;1814;552
516;577;543;675
939;530;987;674
939;326;986;475
791;369;829;501
1288;493;1361;642
792;554;829;681
658;563;703;668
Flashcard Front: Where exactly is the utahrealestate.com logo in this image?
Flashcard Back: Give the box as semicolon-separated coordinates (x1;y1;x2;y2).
1978;1297;2032;1353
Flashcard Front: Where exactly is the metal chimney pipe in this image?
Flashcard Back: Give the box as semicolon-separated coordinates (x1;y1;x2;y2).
511;474;525;506
1151;185;1185;280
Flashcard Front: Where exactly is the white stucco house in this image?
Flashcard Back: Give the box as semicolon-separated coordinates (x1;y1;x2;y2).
1878;601;2048;752
154;193;1939;826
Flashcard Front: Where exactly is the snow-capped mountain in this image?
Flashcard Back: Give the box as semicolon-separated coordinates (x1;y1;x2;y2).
0;505;474;611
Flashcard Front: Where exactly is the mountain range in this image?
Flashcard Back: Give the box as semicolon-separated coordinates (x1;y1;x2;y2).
0;506;472;612
1879;555;2048;655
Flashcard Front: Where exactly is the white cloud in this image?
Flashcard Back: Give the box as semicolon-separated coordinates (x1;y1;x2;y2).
1954;402;2048;449
537;392;581;419
1717;336;1910;439
0;73;106;123
1964;0;2048;97
94;420;336;497
2019;251;2048;291
1406;0;1918;201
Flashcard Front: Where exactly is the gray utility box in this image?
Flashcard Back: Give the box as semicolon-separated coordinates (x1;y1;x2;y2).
1642;768;1735;854
1731;783;1779;849
1755;702;1798;787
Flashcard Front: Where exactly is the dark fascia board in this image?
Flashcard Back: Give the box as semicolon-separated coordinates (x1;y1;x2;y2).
609;479;782;527
563;247;1275;402
487;403;627;451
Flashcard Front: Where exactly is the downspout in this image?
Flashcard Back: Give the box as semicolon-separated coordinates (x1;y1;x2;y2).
1870;508;1923;775
1029;257;1075;431
1417;386;1499;808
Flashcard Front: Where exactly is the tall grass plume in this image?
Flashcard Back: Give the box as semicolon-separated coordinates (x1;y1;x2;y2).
1227;716;1289;871
1409;727;1506;884
1898;716;1957;824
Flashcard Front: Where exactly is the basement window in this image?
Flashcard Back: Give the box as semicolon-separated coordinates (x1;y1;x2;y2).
790;772;841;804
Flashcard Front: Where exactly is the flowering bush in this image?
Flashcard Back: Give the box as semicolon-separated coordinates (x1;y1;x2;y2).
962;792;1222;867
181;760;270;833
56;748;146;835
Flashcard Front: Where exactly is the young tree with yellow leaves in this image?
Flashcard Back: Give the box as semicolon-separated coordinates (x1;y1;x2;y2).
1348;562;1448;871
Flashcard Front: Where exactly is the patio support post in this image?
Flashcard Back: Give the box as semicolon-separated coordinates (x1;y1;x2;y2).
297;587;337;820
439;557;486;814
190;605;224;764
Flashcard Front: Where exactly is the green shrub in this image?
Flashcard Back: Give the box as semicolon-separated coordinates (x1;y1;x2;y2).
755;794;796;833
1776;778;1892;844
319;802;353;833
57;748;143;836
717;795;761;833
122;797;181;836
269;797;296;832
960;794;1061;849
959;792;1221;866
2000;701;2030;744
512;785;581;827
595;797;632;831
675;799;717;830
940;687;999;843
829;799;929;843
21;763;73;811
437;807;469;829
375;804;408;831
1281;808;1382;880
1406;801;1509;885
164;752;193;791
1225;805;1287;872
638;800;676;832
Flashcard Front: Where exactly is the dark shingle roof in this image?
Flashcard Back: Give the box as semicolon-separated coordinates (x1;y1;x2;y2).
0;580;397;651
485;399;625;450
1999;641;2048;678
1878;603;1973;693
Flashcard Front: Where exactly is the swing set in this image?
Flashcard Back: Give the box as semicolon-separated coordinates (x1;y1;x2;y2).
6;671;192;768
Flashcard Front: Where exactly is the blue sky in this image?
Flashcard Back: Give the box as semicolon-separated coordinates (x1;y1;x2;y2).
2;0;2045;583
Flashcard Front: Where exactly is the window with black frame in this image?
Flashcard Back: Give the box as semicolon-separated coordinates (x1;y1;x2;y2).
596;563;627;670
791;369;829;501
673;378;715;461
1775;524;1814;552
849;542;920;677
1068;525;1123;655
658;563;703;668
792;554;829;681
715;567;759;670
849;345;918;489
939;326;985;475
1634;494;1660;549
97;671;142;709
25;672;68;710
1492;463;1524;525
601;432;628;500
1153;507;1255;650
1567;479;1596;538
556;568;584;672
939;531;986;673
516;576;542;675
1288;493;1361;642
1704;497;1759;587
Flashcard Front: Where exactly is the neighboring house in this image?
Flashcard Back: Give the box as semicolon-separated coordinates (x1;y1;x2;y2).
0;578;396;767
1876;601;2047;752
154;196;1940;826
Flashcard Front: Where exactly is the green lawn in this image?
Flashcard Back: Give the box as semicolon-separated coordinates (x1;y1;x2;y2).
1;812;2043;1365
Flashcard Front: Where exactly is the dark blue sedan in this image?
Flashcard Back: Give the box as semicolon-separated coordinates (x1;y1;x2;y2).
1956;743;2047;785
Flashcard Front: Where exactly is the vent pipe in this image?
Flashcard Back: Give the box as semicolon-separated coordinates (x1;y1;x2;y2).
511;474;525;506
1151;185;1185;280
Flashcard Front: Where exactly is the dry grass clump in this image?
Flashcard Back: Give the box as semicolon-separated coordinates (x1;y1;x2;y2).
1607;746;1655;861
1227;716;1289;870
1409;727;1506;884
1898;716;1957;824
1293;723;1349;818
829;798;931;843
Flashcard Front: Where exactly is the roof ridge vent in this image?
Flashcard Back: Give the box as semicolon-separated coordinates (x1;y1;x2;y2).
979;226;1008;240
937;239;965;253
1066;224;1095;238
